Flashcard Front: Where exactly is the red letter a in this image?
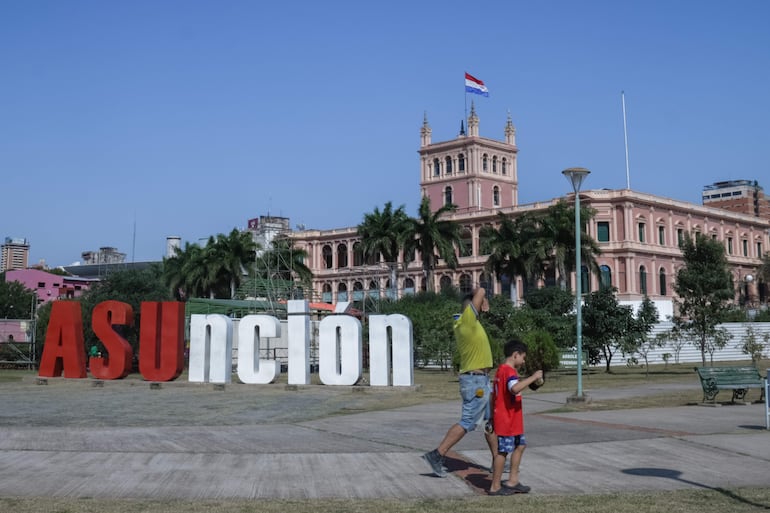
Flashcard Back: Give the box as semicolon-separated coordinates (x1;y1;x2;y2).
90;300;134;380
139;302;185;382
38;302;87;378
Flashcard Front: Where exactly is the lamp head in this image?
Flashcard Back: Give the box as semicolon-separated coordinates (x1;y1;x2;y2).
562;167;591;192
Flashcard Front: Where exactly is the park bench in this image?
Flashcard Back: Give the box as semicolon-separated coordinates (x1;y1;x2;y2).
694;366;765;404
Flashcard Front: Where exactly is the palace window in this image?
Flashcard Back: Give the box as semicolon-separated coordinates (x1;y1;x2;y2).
658;226;665;245
493;186;500;207
659;268;667;296
445;156;452;174
444;186;453;206
640;266;647;295
458;154;465;172
433;158;440;176
597;222;610;242
600;265;612;288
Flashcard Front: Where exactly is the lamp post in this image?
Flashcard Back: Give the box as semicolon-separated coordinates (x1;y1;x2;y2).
562;167;590;402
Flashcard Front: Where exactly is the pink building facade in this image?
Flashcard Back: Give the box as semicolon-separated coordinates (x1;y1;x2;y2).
6;269;96;306
290;111;770;313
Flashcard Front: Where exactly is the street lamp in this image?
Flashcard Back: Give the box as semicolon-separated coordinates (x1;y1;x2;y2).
562;167;590;402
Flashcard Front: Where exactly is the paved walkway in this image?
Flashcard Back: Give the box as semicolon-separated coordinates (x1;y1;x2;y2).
0;378;767;499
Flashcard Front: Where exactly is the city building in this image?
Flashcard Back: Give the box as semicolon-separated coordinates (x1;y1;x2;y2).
5;268;97;305
702;180;770;218
1;237;30;272
81;246;126;265
289;110;770;317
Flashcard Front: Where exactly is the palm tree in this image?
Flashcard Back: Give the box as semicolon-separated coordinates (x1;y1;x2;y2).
481;212;529;305
403;196;462;293
162;241;216;299
357;202;410;293
533;201;601;290
209;229;258;299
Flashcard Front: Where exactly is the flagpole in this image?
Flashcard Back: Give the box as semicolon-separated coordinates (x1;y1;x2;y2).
622;91;630;189
464;72;468;130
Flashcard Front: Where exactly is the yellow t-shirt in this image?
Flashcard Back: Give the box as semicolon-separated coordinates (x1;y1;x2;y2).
454;304;493;374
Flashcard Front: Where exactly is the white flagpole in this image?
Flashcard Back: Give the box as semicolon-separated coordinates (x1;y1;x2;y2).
622;91;630;189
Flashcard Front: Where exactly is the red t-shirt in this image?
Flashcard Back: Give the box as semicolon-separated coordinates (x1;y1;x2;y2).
492;363;524;436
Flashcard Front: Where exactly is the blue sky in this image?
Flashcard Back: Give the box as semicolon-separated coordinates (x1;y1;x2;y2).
2;1;769;268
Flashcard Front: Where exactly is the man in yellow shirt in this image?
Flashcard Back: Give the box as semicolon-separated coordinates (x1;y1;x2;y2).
422;287;496;477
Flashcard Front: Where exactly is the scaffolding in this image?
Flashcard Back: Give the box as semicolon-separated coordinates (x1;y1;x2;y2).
0;318;36;369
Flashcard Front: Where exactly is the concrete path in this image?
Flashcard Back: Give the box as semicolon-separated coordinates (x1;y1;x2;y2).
0;378;767;499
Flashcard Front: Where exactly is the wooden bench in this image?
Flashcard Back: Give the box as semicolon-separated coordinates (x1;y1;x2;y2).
694;366;765;404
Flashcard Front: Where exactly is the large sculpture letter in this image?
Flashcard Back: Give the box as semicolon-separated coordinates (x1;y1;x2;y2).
139;302;185;382
318;314;361;385
368;314;414;386
39;301;86;378
237;314;280;384
90;300;134;380
287;300;310;385
189;314;232;384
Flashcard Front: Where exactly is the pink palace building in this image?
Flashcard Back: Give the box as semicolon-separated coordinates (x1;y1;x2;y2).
290;107;770;317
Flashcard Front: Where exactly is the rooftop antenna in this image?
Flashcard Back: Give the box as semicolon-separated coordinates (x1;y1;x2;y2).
622;91;631;189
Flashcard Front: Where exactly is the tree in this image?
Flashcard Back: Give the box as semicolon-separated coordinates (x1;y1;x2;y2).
403;196;462;292
162;230;257;300
530;201;601;290
357;202;410;294
740;325;768;366
0;275;37;320
581;286;636;373
209;229;258;299
673;233;735;366
481;212;528;304
628;297;660;376
162;242;214;299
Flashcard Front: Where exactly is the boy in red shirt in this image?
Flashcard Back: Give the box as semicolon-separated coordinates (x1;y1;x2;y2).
488;338;542;495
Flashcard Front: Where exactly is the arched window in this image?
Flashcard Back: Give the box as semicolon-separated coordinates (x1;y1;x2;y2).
337;243;348;268
482;154;489;171
458;153;465;172
337;282;348;302
403;278;415;295
433;158;440;176
581;265;590;293
502;158;507;175
385;279;396;299
445;156;452;174
480;272;493;294
659;268;667;296
322;283;333;303
459;274;473;296
353;242;364;267
460;228;473;257
322;245;333;269
352;281;364;301
444;186;453;206
600;265;612;288
493;186;500;206
492;156;498;173
639;265;647;295
368;280;379;299
439;275;452;292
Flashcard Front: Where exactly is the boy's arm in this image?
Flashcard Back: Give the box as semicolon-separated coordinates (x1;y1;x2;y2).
510;370;543;394
471;287;488;314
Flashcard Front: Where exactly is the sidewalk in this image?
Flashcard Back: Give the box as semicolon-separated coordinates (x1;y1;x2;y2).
0;380;767;499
